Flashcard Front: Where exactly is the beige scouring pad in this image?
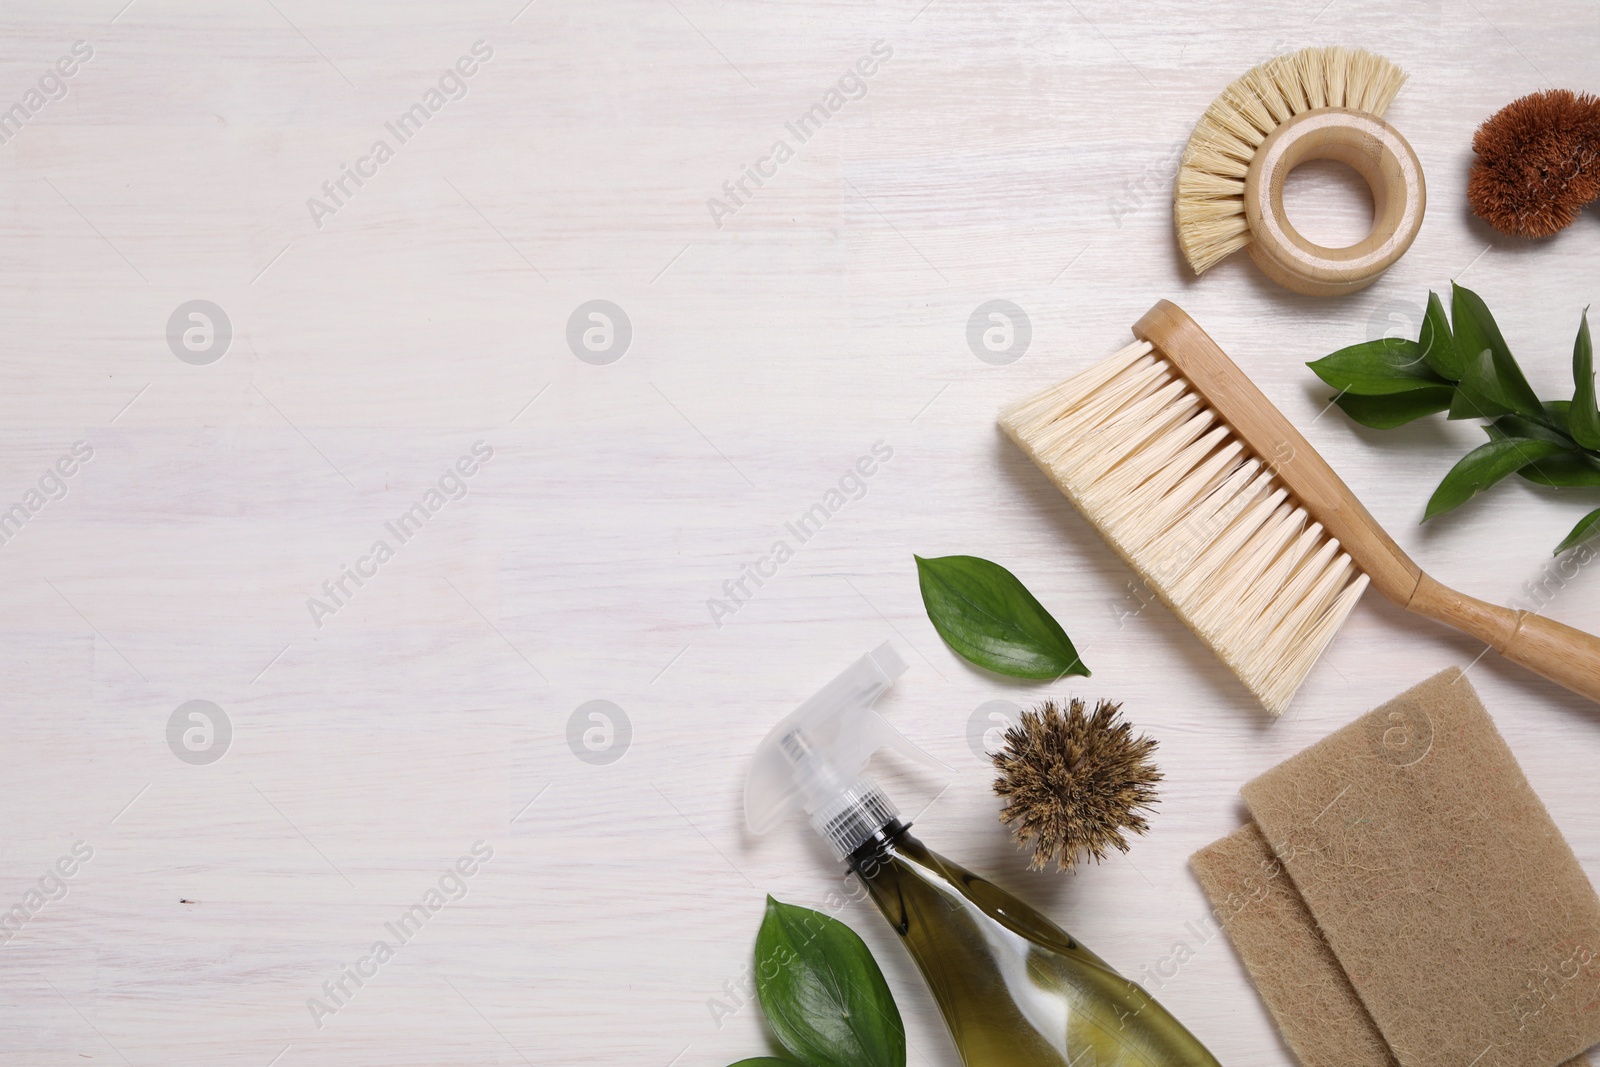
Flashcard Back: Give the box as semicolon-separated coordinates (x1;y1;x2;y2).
1192;670;1600;1067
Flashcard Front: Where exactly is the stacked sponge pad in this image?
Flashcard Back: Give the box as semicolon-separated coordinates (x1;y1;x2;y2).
1192;670;1600;1067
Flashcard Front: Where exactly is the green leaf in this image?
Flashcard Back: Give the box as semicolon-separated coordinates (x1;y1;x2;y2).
1451;281;1512;369
754;897;904;1067
728;1061;805;1067
1306;338;1448;395
1539;400;1572;435
1423;438;1570;521
1493;409;1600;482
1450;282;1544;420
1452;351;1510;415
1332;387;1454;428
1449;340;1550;421
1555;508;1600;555
1517;451;1600;487
914;555;1088;679
1568;310;1600;449
1488;410;1574;447
1420;290;1466;380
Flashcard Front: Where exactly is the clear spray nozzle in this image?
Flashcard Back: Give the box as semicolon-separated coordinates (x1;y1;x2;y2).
744;643;947;860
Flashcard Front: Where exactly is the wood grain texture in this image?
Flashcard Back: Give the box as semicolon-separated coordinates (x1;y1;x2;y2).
0;2;1596;1067
1243;108;1426;295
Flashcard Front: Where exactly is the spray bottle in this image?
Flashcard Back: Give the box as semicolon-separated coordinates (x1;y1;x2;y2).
745;643;1222;1067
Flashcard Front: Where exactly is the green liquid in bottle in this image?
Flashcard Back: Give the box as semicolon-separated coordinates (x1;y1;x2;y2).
851;822;1223;1067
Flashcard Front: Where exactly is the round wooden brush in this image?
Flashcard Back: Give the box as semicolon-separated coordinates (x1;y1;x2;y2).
1174;46;1424;296
1000;301;1600;714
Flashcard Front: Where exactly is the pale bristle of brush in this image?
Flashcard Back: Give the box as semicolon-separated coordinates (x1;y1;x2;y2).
1175;46;1408;274
999;341;1369;714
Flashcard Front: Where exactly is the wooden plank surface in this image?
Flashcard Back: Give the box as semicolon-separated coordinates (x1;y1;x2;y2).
0;1;1597;1065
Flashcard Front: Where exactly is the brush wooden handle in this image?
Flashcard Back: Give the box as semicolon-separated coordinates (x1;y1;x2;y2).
1243;107;1425;297
1133;300;1423;602
1136;299;1600;706
1406;575;1600;702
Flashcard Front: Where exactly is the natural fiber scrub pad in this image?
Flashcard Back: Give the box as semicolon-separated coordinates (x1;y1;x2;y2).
1191;821;1397;1067
1192;820;1594;1067
1240;669;1600;1067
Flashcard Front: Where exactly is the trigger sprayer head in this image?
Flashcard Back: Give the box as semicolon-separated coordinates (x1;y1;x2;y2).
744;642;945;861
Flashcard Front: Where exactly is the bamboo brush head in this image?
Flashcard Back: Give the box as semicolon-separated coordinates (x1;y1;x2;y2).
998;302;1394;715
1175;46;1408;276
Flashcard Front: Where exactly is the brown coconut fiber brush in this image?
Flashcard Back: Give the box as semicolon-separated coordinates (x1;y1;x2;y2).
999;301;1600;714
1468;89;1600;238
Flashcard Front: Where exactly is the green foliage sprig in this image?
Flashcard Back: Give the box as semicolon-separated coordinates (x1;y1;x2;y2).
1308;283;1599;555
728;897;904;1067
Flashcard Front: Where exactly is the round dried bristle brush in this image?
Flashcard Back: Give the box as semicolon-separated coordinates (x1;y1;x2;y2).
1174;46;1424;297
992;698;1161;872
999;300;1600;714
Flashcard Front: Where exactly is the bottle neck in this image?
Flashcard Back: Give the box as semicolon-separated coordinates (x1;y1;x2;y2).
810;778;900;861
846;818;912;879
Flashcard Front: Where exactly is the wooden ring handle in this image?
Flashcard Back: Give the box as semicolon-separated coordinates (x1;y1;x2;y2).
1243;107;1425;297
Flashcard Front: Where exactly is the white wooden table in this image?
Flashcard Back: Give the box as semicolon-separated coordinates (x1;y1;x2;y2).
2;1;1598;1064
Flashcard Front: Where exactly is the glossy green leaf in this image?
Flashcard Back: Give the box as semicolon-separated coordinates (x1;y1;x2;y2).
1451;281;1543;420
1488;410;1574;447
1451;281;1513;369
1568;310;1600;449
1332;387;1454;428
1499;356;1547;419
1540;400;1572;434
754;897;904;1067
1448;347;1519;420
1306;338;1448;395
1492;407;1600;480
1555;508;1600;556
1420;290;1465;380
1424;438;1570;521
728;1060;804;1067
915;555;1088;679
1517;452;1600;487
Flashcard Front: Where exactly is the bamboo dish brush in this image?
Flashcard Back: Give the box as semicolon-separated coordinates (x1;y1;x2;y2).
999;301;1600;714
1174;46;1425;296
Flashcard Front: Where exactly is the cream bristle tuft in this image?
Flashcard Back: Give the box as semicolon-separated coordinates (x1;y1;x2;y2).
1174;46;1407;275
999;341;1368;715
